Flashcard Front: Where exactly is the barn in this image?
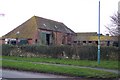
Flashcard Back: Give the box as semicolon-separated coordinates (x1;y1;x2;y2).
2;16;75;45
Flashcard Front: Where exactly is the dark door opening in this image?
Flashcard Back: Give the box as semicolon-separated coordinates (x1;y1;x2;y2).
95;41;98;45
107;41;110;46
10;40;17;45
46;34;50;45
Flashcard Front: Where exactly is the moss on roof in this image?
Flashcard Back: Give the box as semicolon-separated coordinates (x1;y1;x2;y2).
2;16;37;39
89;36;111;41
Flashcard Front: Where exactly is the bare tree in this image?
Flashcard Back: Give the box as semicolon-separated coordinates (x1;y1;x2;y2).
106;12;120;47
106;12;120;36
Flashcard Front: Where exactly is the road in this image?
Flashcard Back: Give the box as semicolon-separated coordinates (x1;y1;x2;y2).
0;69;68;78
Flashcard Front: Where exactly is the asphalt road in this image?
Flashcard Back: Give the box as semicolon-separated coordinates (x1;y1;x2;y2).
1;69;68;78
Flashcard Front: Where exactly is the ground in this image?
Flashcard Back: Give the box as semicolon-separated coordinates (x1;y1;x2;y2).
1;56;119;79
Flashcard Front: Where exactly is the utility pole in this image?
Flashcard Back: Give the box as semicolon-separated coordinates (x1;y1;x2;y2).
98;0;101;64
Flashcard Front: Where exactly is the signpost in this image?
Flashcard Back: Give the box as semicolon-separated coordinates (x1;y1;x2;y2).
98;0;101;64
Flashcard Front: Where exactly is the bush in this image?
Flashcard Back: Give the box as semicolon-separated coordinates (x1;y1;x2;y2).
101;46;119;60
2;44;14;56
78;46;97;60
1;44;119;60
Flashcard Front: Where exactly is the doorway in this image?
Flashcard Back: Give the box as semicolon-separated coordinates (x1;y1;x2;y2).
46;34;50;45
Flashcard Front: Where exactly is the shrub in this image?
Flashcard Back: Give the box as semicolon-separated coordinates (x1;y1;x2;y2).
78;46;97;60
101;46;119;60
1;44;119;60
2;44;14;56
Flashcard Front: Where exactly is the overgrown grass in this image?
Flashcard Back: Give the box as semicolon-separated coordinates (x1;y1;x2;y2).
2;56;119;70
2;60;118;78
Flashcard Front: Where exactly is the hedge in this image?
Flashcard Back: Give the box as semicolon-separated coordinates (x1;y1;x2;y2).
1;44;15;56
1;44;119;60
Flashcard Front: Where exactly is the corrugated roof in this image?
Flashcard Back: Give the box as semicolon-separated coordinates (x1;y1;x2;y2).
2;16;75;39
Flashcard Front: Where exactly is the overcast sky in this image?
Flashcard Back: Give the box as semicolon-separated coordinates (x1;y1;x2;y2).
0;0;119;37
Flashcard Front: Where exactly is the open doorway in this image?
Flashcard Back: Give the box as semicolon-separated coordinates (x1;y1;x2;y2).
46;34;50;45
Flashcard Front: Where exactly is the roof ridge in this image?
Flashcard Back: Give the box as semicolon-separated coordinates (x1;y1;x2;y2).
77;32;97;33
33;16;62;23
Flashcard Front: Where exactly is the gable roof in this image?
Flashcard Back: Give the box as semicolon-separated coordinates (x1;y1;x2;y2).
2;16;74;39
2;16;37;39
35;16;74;33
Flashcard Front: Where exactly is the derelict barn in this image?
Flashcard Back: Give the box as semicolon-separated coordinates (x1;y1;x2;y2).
73;32;118;47
2;16;75;45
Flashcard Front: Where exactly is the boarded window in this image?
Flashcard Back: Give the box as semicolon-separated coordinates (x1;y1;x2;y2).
40;32;46;45
19;39;28;45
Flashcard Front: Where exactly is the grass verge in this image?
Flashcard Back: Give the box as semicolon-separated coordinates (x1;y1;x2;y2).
2;60;118;78
2;56;119;70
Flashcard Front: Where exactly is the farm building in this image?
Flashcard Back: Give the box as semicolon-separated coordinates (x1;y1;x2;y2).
73;32;118;47
2;16;75;45
1;16;118;47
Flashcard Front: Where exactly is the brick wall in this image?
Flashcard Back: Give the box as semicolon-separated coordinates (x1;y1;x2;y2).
0;39;3;44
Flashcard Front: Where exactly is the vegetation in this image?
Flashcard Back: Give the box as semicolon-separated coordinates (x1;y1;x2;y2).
0;56;1;67
2;60;118;78
106;12;120;36
2;44;119;60
2;56;119;70
106;12;120;47
2;44;14;56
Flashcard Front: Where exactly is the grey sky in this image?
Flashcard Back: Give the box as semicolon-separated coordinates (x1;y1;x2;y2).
0;0;119;37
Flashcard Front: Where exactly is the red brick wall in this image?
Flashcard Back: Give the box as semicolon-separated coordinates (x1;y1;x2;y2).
33;28;74;45
30;29;39;44
27;29;39;45
53;32;74;45
28;39;32;44
66;34;74;45
56;32;63;45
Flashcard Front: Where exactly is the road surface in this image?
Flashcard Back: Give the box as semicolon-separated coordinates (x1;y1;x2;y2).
1;69;69;78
